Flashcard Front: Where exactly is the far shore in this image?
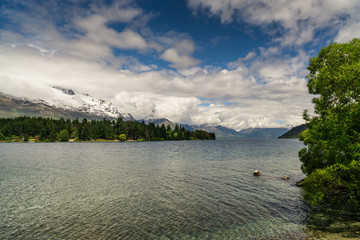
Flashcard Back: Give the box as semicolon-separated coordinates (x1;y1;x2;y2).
0;138;137;143
0;138;204;143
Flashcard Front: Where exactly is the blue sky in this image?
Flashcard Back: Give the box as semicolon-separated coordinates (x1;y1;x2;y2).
1;0;360;130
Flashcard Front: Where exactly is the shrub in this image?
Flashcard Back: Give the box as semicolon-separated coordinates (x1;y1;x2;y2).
58;129;70;142
119;133;126;142
0;131;5;141
303;161;360;210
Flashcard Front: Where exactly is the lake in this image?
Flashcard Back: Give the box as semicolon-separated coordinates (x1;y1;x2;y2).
1;139;359;239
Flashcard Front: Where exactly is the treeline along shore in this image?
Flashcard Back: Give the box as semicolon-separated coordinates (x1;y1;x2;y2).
0;116;216;142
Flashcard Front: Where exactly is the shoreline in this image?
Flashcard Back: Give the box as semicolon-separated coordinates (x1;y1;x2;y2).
0;138;209;143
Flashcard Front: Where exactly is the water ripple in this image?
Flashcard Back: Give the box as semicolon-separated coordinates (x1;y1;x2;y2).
1;140;359;239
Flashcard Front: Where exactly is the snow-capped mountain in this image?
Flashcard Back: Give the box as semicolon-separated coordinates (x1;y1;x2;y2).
45;86;134;120
0;86;134;121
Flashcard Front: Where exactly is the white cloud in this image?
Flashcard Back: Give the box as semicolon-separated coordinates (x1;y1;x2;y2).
90;1;142;23
227;51;256;69
193;98;307;130
335;21;360;43
160;39;201;69
1;1;151;63
187;0;360;46
161;48;200;69
74;15;148;51
114;92;201;123
242;51;256;61
0;31;24;44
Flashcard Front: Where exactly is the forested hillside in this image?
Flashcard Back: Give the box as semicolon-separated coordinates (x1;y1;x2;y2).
0;117;215;142
278;124;307;138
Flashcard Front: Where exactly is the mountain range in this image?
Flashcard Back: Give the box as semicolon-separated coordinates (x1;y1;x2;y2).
0;86;291;139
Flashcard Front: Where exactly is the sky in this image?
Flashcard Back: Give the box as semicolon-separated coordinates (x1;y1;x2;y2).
1;0;360;130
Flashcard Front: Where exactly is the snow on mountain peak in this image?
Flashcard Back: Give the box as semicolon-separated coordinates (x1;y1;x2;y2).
47;86;134;120
51;86;75;96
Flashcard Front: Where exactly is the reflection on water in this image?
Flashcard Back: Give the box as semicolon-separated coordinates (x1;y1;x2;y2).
0;140;359;239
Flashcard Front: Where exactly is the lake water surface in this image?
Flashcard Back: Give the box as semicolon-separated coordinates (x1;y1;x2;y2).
1;139;359;239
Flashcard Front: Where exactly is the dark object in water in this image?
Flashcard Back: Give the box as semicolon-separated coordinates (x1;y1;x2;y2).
296;178;305;186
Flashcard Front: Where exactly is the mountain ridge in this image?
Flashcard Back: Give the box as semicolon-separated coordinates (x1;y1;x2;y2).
278;124;307;138
48;86;134;121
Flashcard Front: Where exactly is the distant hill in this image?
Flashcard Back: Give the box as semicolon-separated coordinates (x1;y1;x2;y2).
278;124;307;138
181;124;240;139
238;127;289;138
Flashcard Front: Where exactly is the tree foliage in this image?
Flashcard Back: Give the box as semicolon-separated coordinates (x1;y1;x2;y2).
0;131;5;141
303;161;360;209
300;38;360;209
119;134;127;142
0;116;215;142
58;129;70;142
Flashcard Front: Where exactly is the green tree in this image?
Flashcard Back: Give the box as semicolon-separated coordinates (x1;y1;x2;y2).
160;124;167;140
119;133;126;142
23;134;29;142
58;129;70;142
300;38;360;209
80;121;92;140
0;131;5;141
48;129;57;142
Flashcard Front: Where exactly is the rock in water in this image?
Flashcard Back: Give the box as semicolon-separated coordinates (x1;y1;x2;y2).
295;178;305;186
283;176;290;180
253;170;261;176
